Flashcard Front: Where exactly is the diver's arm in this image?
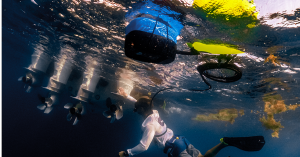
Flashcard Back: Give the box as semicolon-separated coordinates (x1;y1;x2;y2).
127;125;155;156
127;143;147;156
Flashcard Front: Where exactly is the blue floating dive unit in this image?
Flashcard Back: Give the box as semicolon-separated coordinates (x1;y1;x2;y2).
164;135;191;157
125;17;177;64
124;1;183;64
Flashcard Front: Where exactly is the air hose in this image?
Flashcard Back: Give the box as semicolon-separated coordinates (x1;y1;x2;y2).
150;63;242;105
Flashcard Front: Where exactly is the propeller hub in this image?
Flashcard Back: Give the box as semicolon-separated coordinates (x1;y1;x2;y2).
70;107;76;114
109;105;117;112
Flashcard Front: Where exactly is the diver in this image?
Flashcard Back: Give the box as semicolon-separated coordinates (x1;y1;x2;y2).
103;97;124;123
117;87;265;157
64;102;85;125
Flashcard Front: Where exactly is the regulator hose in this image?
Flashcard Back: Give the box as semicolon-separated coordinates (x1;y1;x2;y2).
150;63;242;105
197;63;242;83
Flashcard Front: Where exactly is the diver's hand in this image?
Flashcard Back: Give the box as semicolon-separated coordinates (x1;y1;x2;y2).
118;87;128;98
119;151;126;157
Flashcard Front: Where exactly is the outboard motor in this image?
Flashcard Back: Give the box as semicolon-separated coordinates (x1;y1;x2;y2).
18;52;52;93
37;93;58;114
64;102;85;125
103;97;123;123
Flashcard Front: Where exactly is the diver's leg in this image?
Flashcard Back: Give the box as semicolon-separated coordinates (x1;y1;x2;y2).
199;143;228;157
185;144;201;157
178;150;193;157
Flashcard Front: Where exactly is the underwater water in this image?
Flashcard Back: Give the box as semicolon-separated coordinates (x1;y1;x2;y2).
2;0;300;157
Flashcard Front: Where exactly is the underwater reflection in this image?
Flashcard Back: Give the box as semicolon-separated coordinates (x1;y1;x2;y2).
192;0;259;43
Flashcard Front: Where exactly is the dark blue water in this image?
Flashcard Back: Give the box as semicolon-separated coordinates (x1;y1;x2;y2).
3;0;300;157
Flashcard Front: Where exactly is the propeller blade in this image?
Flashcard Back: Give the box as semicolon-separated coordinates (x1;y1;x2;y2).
37;104;46;110
110;114;116;123
81;103;86;115
73;117;79;125
49;95;57;105
45;98;53;106
64;103;73;109
26;73;33;80
46;102;52;108
103;110;113;118
26;86;33;93
44;107;53;114
67;113;72;121
115;106;123;120
18;76;23;81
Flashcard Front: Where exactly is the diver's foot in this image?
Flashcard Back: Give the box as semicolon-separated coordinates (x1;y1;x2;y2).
221;136;265;151
220;138;228;145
